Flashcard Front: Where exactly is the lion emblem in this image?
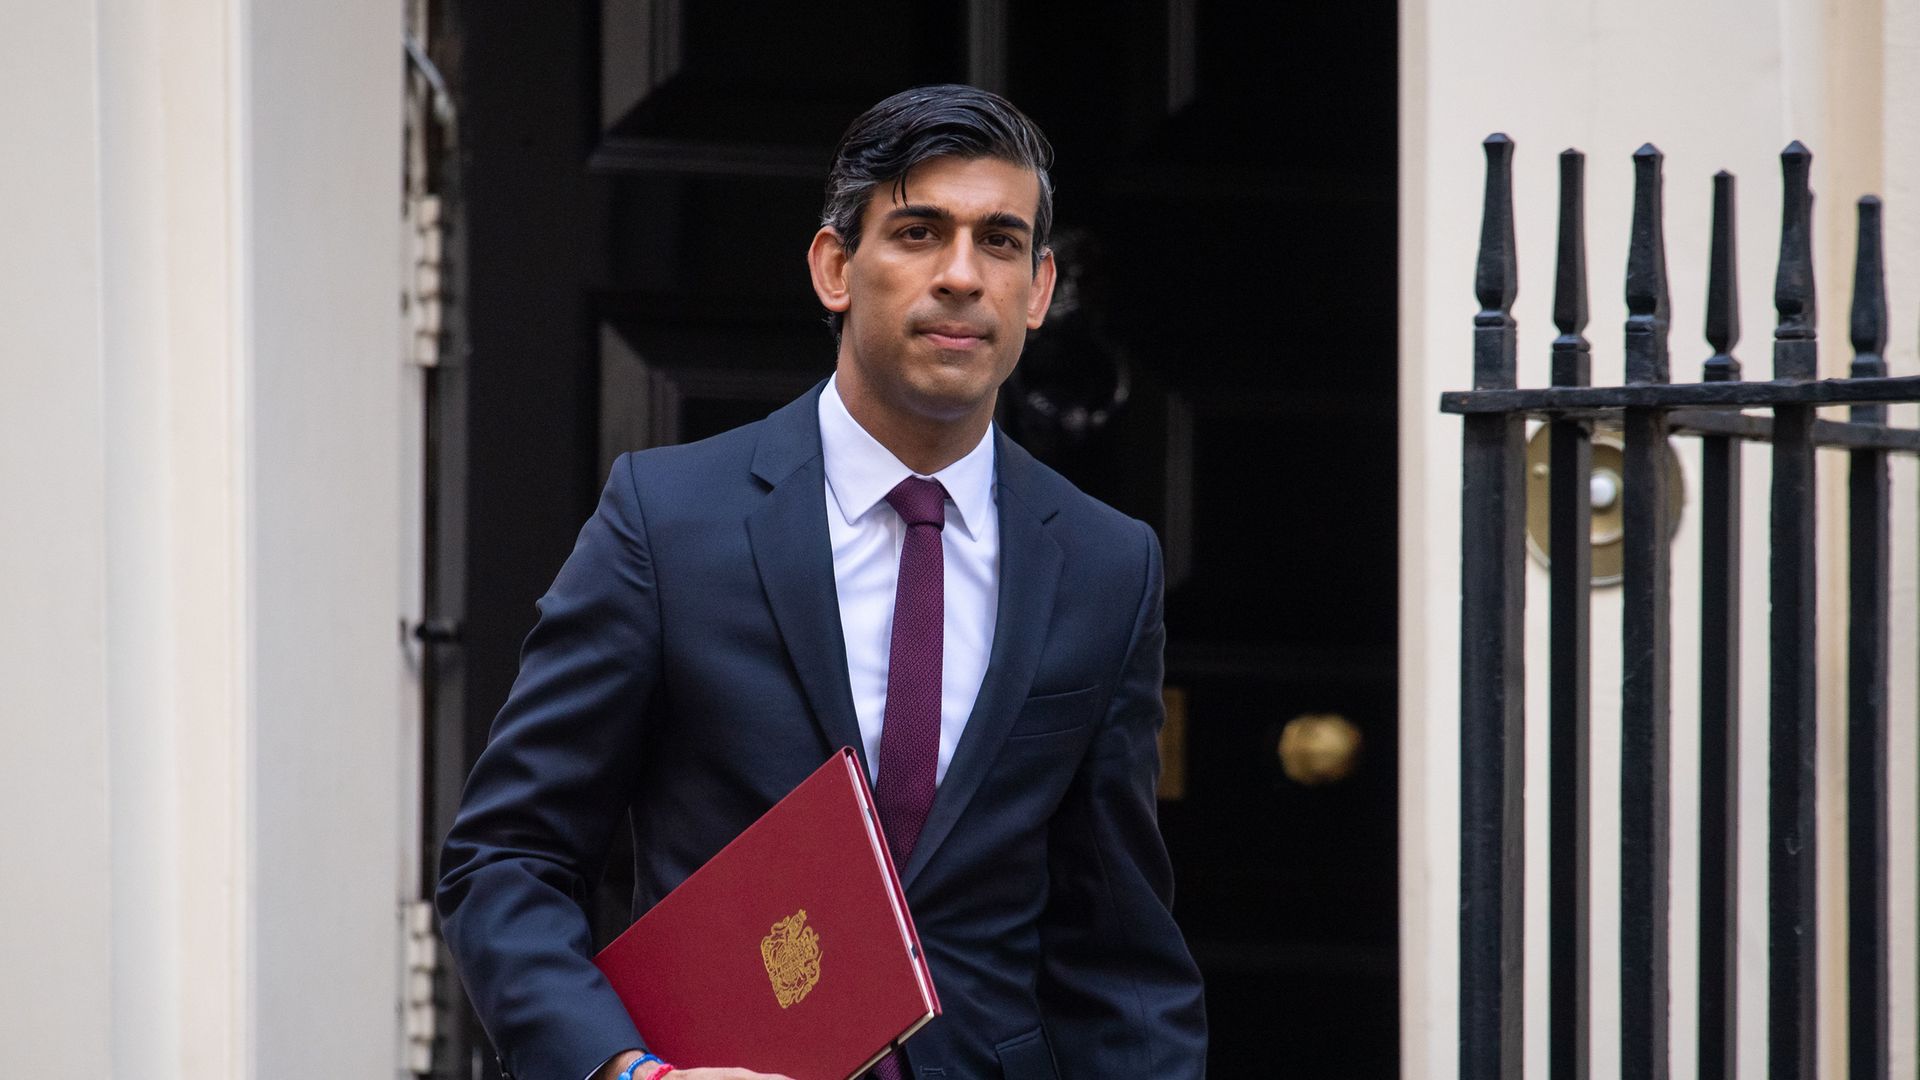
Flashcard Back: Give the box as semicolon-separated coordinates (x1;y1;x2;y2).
760;909;822;1008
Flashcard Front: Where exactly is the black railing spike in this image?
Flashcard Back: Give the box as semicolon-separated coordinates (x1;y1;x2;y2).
1850;196;1888;372
1697;166;1744;1080
1843;194;1892;1080
1768;138;1820;1079
1625;144;1670;383
1554;149;1589;338
1460;138;1525;1080
1705;171;1741;375
1477;134;1519;317
1775;141;1817;344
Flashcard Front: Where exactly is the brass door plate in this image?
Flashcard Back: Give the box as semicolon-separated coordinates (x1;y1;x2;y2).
1524;423;1684;587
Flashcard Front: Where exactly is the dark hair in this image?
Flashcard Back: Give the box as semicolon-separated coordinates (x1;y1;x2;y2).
821;85;1055;338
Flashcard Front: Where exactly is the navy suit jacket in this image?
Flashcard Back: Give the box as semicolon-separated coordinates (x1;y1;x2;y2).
437;383;1206;1080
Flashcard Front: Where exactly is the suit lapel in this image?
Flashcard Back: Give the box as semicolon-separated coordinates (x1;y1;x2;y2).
745;384;869;777
901;431;1063;890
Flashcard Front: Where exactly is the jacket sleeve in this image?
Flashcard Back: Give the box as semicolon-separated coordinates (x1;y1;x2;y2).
1037;519;1208;1078
436;454;658;1080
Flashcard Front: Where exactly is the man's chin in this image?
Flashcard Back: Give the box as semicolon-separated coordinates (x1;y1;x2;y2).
897;373;999;425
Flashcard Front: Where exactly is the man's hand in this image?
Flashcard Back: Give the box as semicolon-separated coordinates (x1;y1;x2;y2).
592;1050;795;1080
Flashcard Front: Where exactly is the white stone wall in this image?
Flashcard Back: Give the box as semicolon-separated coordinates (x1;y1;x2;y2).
0;1;409;1076
1401;0;1920;1076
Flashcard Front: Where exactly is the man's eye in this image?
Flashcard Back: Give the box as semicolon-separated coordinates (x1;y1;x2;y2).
900;225;934;241
983;233;1021;251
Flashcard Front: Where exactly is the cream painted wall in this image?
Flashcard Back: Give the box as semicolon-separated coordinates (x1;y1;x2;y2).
0;2;113;1071
0;0;408;1076
1401;0;1920;1077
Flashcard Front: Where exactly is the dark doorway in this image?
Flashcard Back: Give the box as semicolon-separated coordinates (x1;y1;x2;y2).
422;3;1398;1076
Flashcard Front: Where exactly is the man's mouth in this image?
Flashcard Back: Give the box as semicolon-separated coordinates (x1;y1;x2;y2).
916;323;992;350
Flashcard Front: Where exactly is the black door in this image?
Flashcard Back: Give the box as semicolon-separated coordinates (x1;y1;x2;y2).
425;3;1398;1076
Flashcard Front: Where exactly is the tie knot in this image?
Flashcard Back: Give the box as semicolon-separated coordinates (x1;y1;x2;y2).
885;476;947;529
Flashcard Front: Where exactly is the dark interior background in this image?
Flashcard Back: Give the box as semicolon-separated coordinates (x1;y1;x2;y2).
420;3;1399;1076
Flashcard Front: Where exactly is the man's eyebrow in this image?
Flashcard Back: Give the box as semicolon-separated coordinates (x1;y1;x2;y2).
883;204;1034;235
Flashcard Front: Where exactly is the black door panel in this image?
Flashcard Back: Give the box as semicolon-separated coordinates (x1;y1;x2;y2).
429;3;1397;1075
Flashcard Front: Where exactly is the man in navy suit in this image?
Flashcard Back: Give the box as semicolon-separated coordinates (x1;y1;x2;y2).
437;85;1206;1080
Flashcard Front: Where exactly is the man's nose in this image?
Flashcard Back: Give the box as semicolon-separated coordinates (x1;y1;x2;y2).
932;236;985;298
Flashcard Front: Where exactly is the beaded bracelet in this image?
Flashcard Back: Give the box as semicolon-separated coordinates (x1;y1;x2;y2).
618;1053;668;1080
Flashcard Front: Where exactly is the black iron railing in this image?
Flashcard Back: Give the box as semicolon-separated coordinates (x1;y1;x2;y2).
1443;135;1915;1080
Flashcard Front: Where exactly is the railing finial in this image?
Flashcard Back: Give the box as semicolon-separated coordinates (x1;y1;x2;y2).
1704;171;1741;379
1477;134;1519;318
1553;149;1589;340
1774;141;1817;356
1850;195;1888;371
1625;143;1670;383
1474;134;1519;389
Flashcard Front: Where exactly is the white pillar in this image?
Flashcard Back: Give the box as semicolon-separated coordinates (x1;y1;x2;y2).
0;1;408;1075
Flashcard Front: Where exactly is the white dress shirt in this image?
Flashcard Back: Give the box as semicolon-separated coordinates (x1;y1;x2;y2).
818;373;999;786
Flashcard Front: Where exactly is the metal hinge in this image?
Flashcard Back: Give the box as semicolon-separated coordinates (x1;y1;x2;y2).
403;900;440;1076
406;194;446;369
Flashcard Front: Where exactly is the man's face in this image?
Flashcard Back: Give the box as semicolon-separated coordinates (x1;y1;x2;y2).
810;155;1056;425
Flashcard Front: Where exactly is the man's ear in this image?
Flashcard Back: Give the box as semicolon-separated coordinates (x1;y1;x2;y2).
807;227;853;316
1025;247;1059;330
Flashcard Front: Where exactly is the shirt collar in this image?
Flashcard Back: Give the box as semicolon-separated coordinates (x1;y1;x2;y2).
818;372;995;541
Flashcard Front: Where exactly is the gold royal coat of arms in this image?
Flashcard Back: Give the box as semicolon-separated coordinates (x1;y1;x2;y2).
760;909;822;1008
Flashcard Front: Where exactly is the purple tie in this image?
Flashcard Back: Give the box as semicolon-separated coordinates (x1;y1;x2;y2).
871;476;945;1080
874;475;946;866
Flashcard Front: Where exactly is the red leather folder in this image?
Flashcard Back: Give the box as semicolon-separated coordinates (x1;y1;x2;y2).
594;748;940;1080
